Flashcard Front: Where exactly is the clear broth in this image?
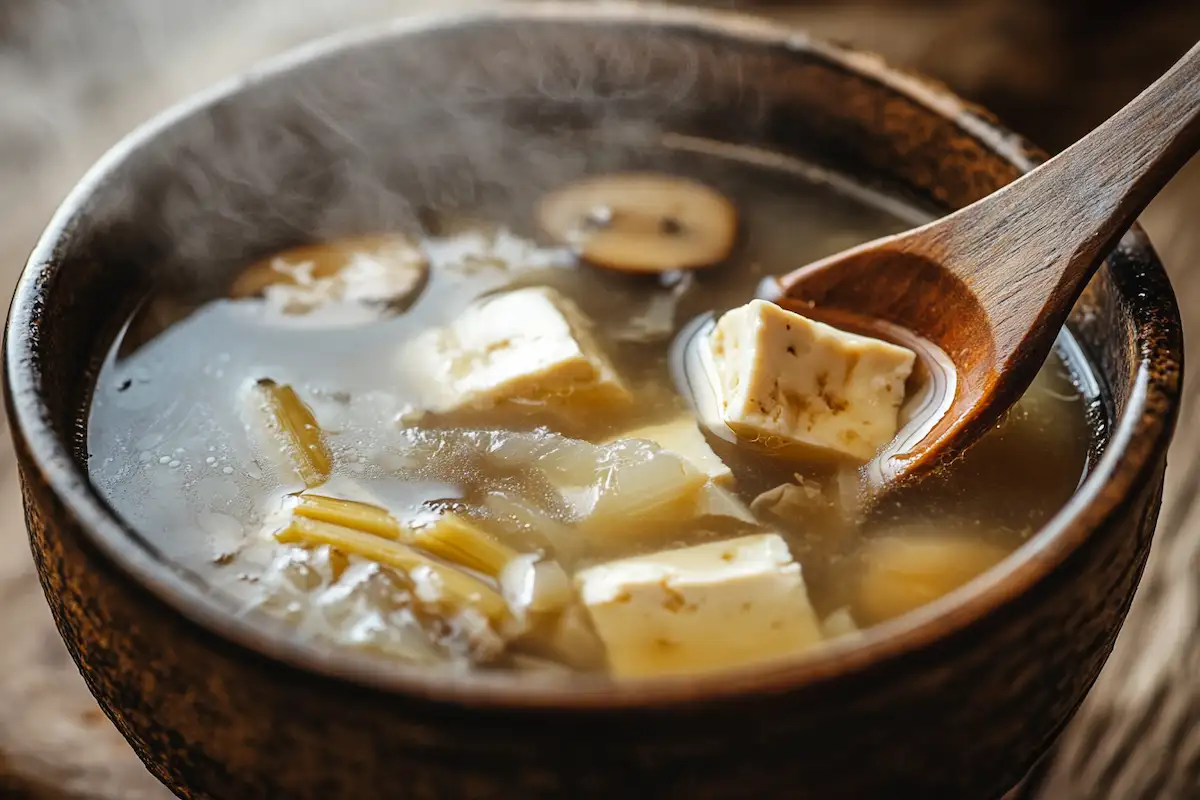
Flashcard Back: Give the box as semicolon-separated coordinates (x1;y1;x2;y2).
87;148;1096;677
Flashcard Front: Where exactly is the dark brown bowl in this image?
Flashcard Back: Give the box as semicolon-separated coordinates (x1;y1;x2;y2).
3;4;1183;798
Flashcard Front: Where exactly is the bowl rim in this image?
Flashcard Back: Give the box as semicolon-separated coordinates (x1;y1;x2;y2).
4;1;1183;709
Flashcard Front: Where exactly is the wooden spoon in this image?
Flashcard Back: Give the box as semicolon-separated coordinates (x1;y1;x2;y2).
757;39;1200;487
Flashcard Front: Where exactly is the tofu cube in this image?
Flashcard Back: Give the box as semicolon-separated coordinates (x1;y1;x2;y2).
405;287;632;415
607;415;734;487
708;300;915;463
576;533;823;678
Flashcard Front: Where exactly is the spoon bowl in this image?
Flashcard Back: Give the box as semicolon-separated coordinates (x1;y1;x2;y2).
672;300;956;492
737;41;1199;487
760;248;992;487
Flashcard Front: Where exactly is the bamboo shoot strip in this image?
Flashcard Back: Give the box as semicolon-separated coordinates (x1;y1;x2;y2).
294;494;404;539
276;517;509;623
411;514;521;578
251;380;333;488
295;495;521;579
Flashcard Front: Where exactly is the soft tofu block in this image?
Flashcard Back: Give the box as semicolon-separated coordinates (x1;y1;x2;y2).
608;416;734;487
708;299;915;462
576;533;822;678
406;286;632;414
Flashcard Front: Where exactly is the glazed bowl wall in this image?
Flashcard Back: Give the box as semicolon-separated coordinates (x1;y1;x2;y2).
4;5;1181;798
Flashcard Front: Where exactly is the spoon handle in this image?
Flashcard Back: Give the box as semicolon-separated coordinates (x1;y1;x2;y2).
933;39;1200;357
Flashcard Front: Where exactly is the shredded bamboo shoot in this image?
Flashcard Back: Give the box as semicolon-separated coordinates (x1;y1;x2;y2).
276;517;508;623
250;380;333;488
294;494;403;540
412;513;520;578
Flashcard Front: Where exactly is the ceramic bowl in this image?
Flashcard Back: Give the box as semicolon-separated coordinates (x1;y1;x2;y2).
4;4;1182;798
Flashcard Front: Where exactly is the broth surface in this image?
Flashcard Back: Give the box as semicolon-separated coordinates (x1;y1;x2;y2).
87;149;1095;677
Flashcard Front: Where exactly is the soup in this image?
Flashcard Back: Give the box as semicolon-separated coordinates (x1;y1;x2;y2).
87;149;1095;679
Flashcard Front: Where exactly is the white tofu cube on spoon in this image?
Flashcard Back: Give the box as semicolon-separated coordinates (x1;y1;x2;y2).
576;533;823;678
708;300;916;463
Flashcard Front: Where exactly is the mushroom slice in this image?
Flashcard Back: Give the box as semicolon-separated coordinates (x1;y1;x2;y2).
229;234;429;316
537;173;738;274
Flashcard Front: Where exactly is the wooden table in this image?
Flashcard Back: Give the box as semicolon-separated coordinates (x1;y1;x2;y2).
0;2;1196;797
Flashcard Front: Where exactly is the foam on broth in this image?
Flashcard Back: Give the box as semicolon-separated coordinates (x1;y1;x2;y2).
86;148;1095;677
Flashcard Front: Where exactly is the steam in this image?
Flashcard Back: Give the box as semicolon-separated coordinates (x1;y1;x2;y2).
0;0;754;303
0;0;491;286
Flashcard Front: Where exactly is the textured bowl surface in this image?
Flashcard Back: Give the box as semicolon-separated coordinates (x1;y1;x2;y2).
3;4;1182;798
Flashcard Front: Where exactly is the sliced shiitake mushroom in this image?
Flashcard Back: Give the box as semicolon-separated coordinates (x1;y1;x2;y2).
537;173;738;274
229;234;429;316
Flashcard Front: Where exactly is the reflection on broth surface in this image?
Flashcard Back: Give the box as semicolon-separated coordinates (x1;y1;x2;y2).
87;153;1093;679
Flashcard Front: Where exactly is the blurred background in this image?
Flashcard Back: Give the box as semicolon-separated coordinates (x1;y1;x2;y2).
0;1;1197;797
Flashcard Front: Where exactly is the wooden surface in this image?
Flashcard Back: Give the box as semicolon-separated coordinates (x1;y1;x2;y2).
0;2;1197;797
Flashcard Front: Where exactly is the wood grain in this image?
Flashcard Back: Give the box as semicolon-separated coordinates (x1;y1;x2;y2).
0;1;1196;797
